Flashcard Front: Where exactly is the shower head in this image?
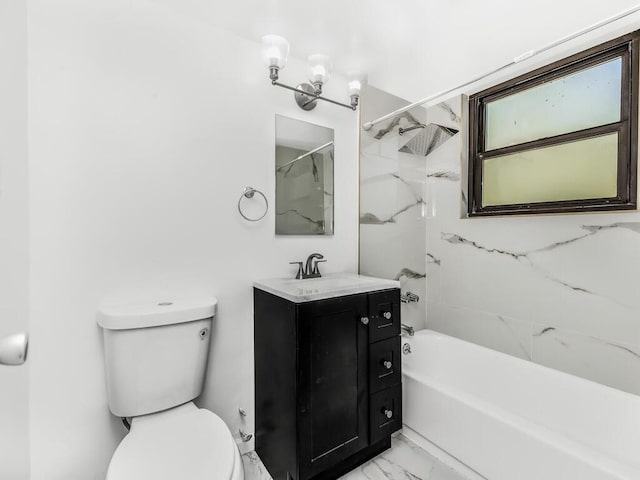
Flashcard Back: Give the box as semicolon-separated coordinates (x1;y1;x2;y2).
399;123;459;156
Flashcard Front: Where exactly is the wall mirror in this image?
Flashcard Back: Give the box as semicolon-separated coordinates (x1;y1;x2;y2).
275;115;334;235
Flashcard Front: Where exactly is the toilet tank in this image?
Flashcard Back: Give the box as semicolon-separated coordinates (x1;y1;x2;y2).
97;297;217;418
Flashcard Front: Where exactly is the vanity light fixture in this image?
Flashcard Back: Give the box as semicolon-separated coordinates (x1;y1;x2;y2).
261;34;364;111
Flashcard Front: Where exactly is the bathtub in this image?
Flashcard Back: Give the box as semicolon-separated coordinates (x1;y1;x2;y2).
401;330;640;480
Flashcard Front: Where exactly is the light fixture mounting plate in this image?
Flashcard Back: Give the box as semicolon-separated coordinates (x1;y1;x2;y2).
294;83;318;111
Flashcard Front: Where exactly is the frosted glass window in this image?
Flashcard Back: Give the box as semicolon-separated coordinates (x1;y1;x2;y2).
486;58;622;150
483;134;618;206
468;31;637;216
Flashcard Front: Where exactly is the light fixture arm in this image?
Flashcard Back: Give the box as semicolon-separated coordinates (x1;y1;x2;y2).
271;80;356;111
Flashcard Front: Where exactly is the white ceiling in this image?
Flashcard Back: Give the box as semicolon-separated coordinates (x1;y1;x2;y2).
152;0;640;103
151;0;426;80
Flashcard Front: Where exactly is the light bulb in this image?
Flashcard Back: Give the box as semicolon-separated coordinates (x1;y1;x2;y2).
261;34;289;69
348;72;367;96
348;79;361;96
307;54;332;85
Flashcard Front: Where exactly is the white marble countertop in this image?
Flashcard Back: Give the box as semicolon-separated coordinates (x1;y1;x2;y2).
253;272;400;303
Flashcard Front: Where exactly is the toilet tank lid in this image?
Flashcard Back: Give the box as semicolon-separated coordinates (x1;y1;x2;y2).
97;296;217;330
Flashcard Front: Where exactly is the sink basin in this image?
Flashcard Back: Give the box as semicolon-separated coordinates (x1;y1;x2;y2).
254;273;400;303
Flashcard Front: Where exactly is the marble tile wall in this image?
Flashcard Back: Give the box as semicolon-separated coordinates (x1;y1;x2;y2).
359;86;428;331
424;94;640;395
361;87;640;394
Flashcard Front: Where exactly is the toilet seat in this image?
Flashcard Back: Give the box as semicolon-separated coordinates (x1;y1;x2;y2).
106;402;242;480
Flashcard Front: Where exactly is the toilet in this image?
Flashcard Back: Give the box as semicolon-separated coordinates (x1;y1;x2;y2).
97;297;244;480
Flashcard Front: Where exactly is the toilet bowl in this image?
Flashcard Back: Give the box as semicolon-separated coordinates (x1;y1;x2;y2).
106;402;244;480
97;297;244;480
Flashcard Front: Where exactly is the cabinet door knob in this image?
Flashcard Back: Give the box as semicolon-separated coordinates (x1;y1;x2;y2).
382;311;392;320
360;316;369;325
384;409;393;419
383;360;392;369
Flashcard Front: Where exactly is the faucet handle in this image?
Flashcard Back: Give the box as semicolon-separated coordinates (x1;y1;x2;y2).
289;262;304;279
312;259;327;275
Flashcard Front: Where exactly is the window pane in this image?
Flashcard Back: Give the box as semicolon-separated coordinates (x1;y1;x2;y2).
485;58;622;150
483;133;618;206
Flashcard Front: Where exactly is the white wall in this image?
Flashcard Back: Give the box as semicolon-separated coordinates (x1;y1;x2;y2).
27;1;359;478
0;1;29;479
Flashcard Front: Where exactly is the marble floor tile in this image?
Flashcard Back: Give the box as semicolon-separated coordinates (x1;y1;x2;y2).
242;450;273;480
242;434;471;480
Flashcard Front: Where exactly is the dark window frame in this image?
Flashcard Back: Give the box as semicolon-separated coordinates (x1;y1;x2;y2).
468;30;639;217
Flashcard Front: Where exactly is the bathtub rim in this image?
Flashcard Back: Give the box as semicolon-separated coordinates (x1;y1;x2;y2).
402;329;640;403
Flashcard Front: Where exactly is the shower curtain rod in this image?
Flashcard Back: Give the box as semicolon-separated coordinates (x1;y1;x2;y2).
276;141;334;171
362;4;640;131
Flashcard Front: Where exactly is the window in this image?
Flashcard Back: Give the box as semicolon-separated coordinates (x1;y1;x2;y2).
468;31;639;216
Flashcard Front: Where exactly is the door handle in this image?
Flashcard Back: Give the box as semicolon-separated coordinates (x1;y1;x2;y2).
0;332;28;366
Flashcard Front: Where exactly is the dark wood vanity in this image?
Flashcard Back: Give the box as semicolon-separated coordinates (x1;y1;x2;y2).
254;285;402;480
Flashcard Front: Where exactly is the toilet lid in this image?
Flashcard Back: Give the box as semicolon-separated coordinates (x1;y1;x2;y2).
107;403;236;480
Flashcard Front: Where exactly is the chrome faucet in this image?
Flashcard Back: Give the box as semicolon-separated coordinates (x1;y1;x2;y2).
304;253;324;278
401;324;415;336
290;253;326;279
401;291;420;303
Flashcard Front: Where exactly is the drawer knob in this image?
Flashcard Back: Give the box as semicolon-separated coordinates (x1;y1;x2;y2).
383;360;392;369
382;311;392;320
360;316;369;325
384;409;393;419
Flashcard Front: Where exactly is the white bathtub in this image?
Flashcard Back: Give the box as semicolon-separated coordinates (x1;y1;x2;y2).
401;330;640;480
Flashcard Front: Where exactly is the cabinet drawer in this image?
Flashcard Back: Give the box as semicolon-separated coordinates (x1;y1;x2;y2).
367;290;400;343
369;385;402;444
369;337;401;393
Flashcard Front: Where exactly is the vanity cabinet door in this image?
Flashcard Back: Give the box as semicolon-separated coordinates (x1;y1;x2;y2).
297;294;369;480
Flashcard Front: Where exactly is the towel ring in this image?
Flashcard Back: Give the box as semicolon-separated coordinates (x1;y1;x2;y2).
238;186;268;222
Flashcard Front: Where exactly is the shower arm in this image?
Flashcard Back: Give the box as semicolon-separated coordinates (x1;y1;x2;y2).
276;141;334;171
398;124;425;136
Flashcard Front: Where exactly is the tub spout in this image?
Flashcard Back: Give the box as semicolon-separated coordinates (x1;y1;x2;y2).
401;323;415;336
401;291;420;303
